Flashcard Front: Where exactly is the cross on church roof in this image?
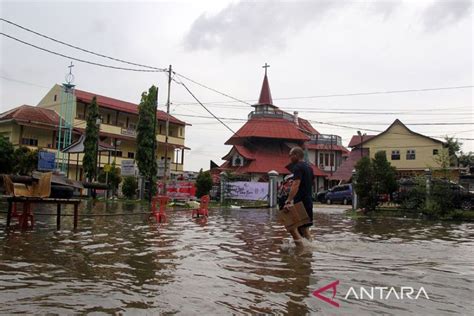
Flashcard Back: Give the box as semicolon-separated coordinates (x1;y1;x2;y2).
262;63;270;76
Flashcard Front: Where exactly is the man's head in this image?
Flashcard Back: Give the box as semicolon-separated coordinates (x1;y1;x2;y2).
289;146;304;163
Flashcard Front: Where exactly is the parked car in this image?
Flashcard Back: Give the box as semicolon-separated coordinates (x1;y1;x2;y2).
325;184;352;205
315;190;328;203
394;178;473;210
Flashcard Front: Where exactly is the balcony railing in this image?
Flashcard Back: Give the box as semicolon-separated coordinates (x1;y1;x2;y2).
248;109;294;121
310;134;342;146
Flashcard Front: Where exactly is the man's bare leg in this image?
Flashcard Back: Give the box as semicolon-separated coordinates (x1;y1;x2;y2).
288;227;304;245
300;227;312;241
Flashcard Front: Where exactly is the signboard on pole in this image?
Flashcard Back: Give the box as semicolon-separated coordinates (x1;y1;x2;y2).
121;159;136;176
38;151;56;171
227;181;268;201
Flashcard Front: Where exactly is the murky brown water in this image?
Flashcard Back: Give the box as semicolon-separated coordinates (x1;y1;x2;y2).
0;202;473;315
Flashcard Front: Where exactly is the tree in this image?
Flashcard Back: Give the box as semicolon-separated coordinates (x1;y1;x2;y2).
354;156;378;211
13;147;38;175
372;151;398;195
459;151;473;168
444;136;462;167
433;148;451;178
98;162;122;195
83;96;100;181
0;137;14;174
354;152;398;212
195;169;213;198
136;85;158;199
122;176;138;199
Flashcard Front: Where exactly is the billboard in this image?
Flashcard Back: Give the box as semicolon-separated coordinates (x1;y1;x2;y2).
38;151;56;171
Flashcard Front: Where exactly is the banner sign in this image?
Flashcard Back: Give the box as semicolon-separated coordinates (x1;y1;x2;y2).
157;181;196;199
38;151;56;171
121;159;137;176
227;181;268;201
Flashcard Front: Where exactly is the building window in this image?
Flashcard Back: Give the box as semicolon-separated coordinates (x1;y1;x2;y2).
128;123;136;130
406;149;416;160
112;151;122;157
433;149;439;155
128;152;135;159
21;138;38;146
54;95;57;102
391;150;400;160
179;128;183;137
107;114;111;124
159;125;163;134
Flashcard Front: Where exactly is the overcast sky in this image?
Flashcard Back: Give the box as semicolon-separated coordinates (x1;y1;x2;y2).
1;0;472;171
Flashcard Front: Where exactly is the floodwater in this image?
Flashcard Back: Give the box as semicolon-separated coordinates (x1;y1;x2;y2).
0;202;473;315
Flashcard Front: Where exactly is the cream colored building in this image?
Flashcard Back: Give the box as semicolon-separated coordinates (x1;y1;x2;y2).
358;119;445;176
0;84;189;180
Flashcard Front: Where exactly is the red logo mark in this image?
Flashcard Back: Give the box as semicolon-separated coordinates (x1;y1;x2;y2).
312;280;340;308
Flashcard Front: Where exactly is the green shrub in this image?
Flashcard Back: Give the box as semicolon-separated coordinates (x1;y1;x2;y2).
122;176;138;199
195;168;213;198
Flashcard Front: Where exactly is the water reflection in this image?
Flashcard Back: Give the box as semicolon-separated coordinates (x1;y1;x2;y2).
0;202;473;314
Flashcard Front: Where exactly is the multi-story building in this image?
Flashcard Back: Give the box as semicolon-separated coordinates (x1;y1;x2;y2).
0;84;189;180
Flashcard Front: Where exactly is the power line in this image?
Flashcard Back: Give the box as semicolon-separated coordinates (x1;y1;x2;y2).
172;77;237;135
173;72;253;106
1;32;164;73
0;18;167;72
170;84;473;106
0;75;50;89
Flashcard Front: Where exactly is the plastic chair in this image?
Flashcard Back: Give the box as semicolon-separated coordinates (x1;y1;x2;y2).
192;195;210;218
150;195;169;223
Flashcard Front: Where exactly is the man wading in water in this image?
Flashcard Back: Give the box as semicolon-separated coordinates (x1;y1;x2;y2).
284;147;314;244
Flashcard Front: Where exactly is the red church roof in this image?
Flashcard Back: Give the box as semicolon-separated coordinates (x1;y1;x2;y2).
225;117;310;145
221;143;326;177
257;73;273;105
75;89;187;126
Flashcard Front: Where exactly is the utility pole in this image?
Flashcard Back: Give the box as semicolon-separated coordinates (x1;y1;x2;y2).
150;87;159;202
163;65;172;193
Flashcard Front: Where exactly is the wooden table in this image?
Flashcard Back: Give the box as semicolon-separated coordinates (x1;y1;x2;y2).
5;197;81;230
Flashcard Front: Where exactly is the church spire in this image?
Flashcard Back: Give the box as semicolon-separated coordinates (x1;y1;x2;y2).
257;63;274;106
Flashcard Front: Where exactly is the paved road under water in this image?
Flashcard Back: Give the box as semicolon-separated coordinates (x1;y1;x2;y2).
0;202;473;315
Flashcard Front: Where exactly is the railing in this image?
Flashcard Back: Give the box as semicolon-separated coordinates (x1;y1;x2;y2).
248;110;294;121
310;134;342;146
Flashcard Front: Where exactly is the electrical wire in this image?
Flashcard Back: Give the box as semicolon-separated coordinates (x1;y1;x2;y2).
0;18;167;72
1;32;164;73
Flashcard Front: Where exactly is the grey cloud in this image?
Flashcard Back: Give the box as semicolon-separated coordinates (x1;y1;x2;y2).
421;0;472;31
183;0;342;53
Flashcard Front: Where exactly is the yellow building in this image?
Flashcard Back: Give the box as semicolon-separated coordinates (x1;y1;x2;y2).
358;119;445;176
0;84;189;180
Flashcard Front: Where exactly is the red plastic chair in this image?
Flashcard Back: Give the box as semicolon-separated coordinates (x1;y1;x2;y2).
192;195;210;218
150;195;169;223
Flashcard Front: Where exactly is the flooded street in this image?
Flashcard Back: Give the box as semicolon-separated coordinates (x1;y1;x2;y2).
0;202;473;315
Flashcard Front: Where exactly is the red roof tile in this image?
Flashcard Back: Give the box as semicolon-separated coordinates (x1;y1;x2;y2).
221;143;326;177
348;135;376;147
75;89;187;126
225;117;310;145
222;145;255;160
0;105;61;127
257;73;273;105
298;117;319;135
329;148;369;182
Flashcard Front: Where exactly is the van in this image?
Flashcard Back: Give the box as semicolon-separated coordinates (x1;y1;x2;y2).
326;184;352;205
